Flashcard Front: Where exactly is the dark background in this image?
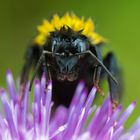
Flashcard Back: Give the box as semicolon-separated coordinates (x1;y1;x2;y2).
0;0;140;127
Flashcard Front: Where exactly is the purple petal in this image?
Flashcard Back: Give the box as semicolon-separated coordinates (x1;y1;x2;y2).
68;81;85;114
112;126;124;140
88;96;110;137
6;70;17;103
42;81;52;135
41;72;46;105
50;106;67;134
103;126;114;140
115;101;136;129
1;90;18;139
34;79;41;104
22;83;29;127
97;105;122;139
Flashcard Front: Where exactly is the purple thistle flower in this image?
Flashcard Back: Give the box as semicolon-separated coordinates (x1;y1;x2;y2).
0;70;140;140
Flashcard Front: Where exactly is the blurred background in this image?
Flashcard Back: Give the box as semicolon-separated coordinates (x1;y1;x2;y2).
0;0;140;127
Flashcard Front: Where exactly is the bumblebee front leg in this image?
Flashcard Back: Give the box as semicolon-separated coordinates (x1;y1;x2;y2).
90;46;104;96
42;58;51;83
93;66;105;96
29;50;52;92
103;52;123;108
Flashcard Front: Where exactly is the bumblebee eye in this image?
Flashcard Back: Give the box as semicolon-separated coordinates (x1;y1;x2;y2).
52;40;57;52
78;41;86;52
74;38;87;53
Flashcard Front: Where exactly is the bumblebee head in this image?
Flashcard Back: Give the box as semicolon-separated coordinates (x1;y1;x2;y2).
46;26;90;81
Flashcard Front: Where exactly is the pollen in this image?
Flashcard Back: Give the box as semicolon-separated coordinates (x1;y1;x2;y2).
34;13;105;46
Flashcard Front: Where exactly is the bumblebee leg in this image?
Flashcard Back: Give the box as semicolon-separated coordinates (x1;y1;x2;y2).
20;45;41;85
42;61;51;94
90;46;104;96
42;51;52;83
20;45;41;100
29;53;45;91
103;52;123;108
29;52;51;92
93;66;105;96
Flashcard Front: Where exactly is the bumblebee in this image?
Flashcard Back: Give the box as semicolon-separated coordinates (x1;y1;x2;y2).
20;13;122;107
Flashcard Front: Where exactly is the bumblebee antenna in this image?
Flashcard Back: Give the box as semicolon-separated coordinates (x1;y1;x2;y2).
74;50;118;85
